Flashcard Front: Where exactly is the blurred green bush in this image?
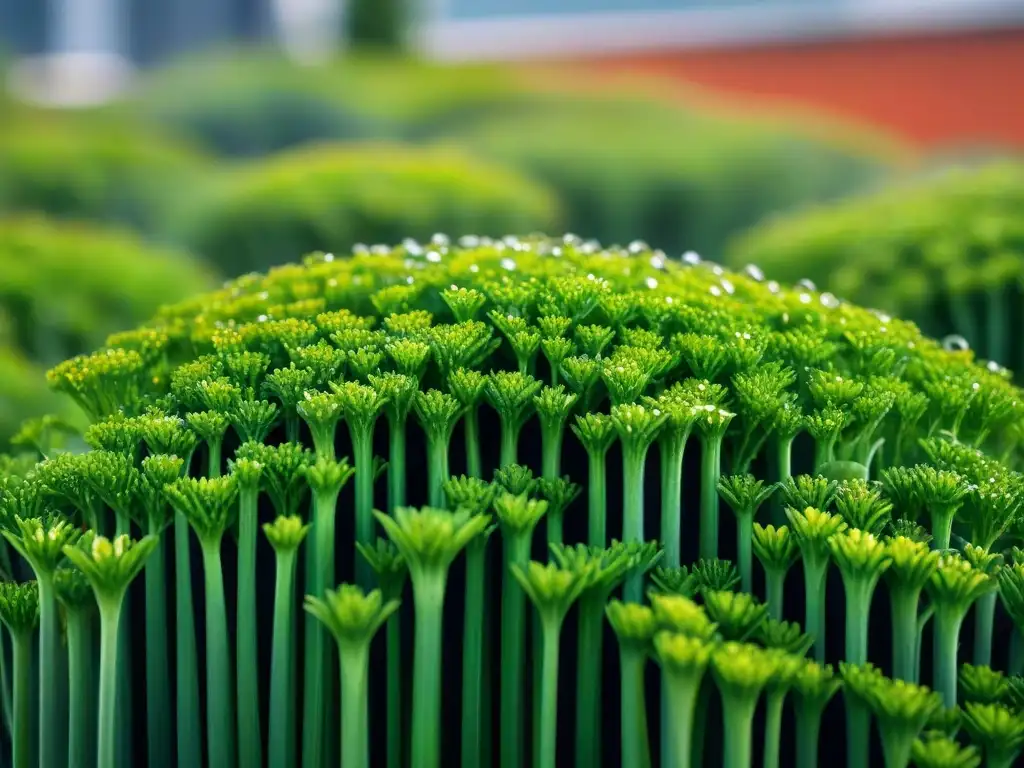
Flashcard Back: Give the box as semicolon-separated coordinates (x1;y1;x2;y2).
446;97;889;259
0;215;216;367
0;114;210;232
727;161;1024;370
181;142;561;276
125;52;534;157
0;346;77;450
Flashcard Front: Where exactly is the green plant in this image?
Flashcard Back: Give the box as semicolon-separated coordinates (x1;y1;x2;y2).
5;232;1024;768
181;143;560;276
0;116;209;233
0;580;38;768
727;162;1024;374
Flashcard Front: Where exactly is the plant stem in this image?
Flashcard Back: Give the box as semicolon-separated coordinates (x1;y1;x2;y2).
37;574;59;768
268;547;298;768
66;609;96;768
173;512;202;768
10;630;31;768
620;647;650;768
845;696;870;768
303;488;341;768
699;435;723;560
932;610;963;708
542;426;563;481
464;409;482;478
200;541;235;768
931;505;956;551
386;617;402;768
388;419;407;511
575;595;604;768
737;510;754;593
720;692;758;768
501;535;531;768
766;568;785;621
207;438;222;478
412;573;446;768
587;451;607;547
236;486;262;768
96;602;121;768
462;540;486;767
1010;628;1024;676
144;532;171;768
338;642;371;768
113;512;131;768
890;587;919;682
773;435;794;526
795;701;823;768
538;616;563;768
662;667;703;768
354;433;375;588
0;630;11;736
660;439;686;568
972;591;997;667
623;449;648;602
804;556;828;663
426;433;448;508
500;423;518;468
763;690;785;768
844;579;875;666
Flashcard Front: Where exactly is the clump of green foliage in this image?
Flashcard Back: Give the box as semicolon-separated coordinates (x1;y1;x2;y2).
728;161;1024;374
0;232;1021;768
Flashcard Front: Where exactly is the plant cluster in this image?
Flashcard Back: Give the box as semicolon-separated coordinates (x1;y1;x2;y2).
0;234;1022;767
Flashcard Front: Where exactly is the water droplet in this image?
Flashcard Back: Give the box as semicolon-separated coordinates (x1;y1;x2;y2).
820;292;840;309
458;235;480;248
371;244;390;256
405;276;415;285
431;233;450;247
500;258;517;271
352;243;369;255
744;264;765;281
426;251;442;264
799;293;812;304
645;277;658;289
986;360;1003;373
469;264;480;273
257;314;269;323
767;281;781;294
720;279;735;295
403;238;423;255
323;252;335;262
798;278;817;292
942;335;970;352
628;239;649;254
563;233;581;246
649;253;666;270
682;251;701;266
581;240;601;255
709;285;722;297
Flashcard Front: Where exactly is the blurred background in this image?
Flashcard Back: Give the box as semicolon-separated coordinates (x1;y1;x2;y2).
1;0;1023;445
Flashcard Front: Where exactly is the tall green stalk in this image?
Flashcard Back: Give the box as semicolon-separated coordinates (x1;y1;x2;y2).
265;517;309;768
612;404;666;602
786;506;846;662
172;508;201;768
414;389;464;508
884;537;939;683
461;532;492;767
2;517;81;768
514;561;591;768
306;585;398;768
572;413;616;548
492;493;548;768
62;534;157;768
301;458;354;768
54;570;97;768
0;581;38;768
231;460;264;768
164;475;240;768
376;505;490;768
695;407;734;560
653;632;713;768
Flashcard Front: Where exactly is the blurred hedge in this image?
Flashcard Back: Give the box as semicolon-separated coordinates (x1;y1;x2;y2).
124;52;534;157
445;97;889;258
727;161;1024;370
181;142;561;276
0;114;210;232
0;215;216;366
0;346;78;449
